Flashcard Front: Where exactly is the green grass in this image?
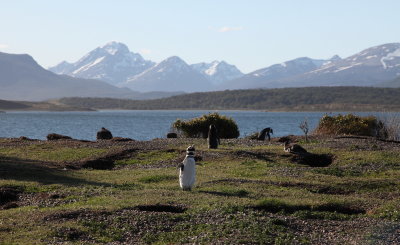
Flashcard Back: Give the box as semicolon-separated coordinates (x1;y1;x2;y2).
115;150;179;165
0;137;399;244
0;144;108;162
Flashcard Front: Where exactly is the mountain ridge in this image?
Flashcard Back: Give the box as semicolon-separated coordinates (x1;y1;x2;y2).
123;56;213;92
49;42;244;90
226;43;400;89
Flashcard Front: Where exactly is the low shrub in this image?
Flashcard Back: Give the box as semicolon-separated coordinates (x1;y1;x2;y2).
314;114;379;136
172;112;239;139
377;113;400;141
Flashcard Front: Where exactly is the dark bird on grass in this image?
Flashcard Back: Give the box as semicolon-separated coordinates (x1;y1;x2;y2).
283;141;308;155
208;124;220;149
257;128;273;141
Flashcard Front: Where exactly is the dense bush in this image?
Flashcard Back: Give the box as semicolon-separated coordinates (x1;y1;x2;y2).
314;114;379;136
172;112;240;139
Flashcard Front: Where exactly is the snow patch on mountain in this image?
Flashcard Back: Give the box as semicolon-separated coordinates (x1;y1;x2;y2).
381;48;400;69
72;56;105;74
190;60;243;85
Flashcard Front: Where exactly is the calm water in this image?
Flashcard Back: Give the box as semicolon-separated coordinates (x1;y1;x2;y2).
0;110;390;141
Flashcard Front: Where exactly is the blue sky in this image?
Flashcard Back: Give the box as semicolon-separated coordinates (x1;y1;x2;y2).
1;0;399;73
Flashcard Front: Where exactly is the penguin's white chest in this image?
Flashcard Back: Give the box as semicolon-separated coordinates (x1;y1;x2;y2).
179;156;196;190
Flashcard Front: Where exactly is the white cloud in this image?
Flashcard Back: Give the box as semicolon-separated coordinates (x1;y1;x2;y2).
0;44;9;49
140;48;152;54
218;26;243;33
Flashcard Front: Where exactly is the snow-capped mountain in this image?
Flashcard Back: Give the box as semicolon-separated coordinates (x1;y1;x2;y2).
222;56;340;89
48;41;400;93
49;41;155;86
124;56;213;92
190;60;243;85
289;43;400;87
224;43;400;89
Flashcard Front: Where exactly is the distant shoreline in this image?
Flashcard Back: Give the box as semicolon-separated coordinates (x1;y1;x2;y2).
2;108;400;112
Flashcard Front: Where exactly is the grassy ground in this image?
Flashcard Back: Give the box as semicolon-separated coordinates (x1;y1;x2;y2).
0;136;399;244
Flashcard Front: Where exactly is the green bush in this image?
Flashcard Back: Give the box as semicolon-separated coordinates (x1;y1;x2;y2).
172;112;240;138
314;114;379;136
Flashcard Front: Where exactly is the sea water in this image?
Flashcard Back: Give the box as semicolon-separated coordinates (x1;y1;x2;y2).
0;110;390;141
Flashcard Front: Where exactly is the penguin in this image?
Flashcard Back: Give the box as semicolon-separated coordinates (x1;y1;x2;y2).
257;128;273;141
283;141;308;155
208;124;219;149
178;145;196;191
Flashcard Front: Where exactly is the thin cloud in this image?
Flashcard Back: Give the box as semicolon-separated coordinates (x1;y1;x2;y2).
140;48;152;54
0;44;9;49
218;26;243;33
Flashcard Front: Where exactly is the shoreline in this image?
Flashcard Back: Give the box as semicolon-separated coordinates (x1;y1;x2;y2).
2;108;400;112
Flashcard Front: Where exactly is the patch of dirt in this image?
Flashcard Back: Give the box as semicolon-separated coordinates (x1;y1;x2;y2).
135;204;187;213
201;178;352;195
287;217;400;245
42;206;396;245
53;227;88;241
17;192;74;208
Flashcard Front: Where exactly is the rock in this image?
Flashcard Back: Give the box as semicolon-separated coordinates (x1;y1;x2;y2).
167;133;178;138
19;136;32;141
111;137;134;142
96;127;113;140
46;133;72;141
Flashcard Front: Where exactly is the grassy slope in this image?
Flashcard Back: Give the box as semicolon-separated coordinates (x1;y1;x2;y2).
58;86;400;111
0;137;399;244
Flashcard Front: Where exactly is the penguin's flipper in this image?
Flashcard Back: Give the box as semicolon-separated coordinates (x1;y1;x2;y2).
177;162;184;171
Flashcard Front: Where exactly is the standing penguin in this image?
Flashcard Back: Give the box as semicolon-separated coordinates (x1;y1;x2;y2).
257;128;273;141
179;145;196;191
208;124;219;149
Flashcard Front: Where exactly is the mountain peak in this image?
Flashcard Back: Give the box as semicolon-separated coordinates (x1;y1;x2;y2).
49;41;154;86
164;56;186;63
101;41;129;55
190;60;243;85
330;55;341;61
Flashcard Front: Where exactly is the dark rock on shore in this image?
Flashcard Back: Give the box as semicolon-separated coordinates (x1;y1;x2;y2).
111;137;134;142
96;127;113;140
167;133;178;138
47;133;72;141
